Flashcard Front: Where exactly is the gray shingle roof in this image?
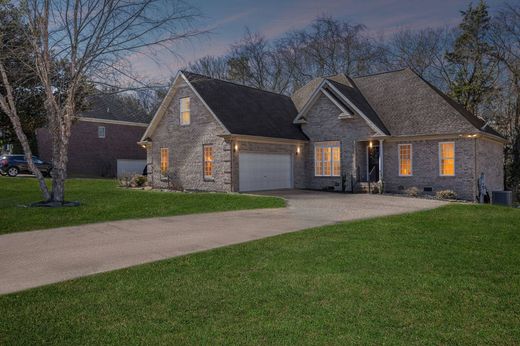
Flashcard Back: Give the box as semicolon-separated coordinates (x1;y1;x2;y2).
326;79;390;135
352;68;503;138
180;69;503;141
182;71;307;140
81;94;152;124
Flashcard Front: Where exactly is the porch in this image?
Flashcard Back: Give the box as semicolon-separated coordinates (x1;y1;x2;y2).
353;139;384;192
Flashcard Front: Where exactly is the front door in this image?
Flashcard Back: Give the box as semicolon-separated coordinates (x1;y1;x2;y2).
367;145;379;181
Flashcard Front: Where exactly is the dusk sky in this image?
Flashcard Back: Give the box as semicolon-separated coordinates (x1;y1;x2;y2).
132;0;507;81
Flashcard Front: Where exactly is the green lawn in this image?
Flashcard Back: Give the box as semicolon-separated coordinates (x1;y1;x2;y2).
0;177;284;235
1;204;519;345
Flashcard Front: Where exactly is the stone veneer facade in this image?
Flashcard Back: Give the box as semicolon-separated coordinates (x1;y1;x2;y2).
148;80;232;191
299;93;380;191
148;79;504;200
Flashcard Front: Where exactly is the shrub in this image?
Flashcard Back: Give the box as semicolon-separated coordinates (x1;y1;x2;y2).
118;174;147;188
405;186;420;197
118;173;132;188
436;189;457;200
130;175;147;188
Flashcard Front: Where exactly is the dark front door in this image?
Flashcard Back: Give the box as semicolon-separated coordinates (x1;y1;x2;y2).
368;145;379;181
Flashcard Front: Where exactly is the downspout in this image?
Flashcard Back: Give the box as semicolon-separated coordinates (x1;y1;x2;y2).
379;139;384;193
474;137;478;201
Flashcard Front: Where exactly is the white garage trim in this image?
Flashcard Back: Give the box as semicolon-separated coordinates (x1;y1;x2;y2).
239;152;293;192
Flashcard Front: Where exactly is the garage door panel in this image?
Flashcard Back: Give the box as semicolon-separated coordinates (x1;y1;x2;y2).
239;152;292;191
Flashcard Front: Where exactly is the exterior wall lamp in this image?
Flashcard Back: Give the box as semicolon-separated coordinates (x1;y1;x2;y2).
296;146;301;155
234;143;239;152
369;141;373;149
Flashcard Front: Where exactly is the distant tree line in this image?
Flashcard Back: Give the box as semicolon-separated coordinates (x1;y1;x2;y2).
188;1;520;194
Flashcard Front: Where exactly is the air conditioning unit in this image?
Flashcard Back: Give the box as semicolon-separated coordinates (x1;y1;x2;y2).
491;191;512;207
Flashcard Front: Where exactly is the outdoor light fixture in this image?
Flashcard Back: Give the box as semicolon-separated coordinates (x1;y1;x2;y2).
234;143;239;152
369;141;373;148
296;146;301;155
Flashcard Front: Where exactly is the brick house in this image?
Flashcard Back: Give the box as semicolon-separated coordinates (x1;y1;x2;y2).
37;95;151;177
140;69;506;200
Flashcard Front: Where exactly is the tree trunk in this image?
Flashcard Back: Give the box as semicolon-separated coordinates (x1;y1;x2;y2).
49;99;74;203
0;62;51;201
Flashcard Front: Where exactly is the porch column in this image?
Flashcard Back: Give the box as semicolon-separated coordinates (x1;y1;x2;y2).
378;139;384;183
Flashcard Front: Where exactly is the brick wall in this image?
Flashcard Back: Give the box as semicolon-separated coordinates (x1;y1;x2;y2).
383;138;479;200
300;93;378;191
148;79;232;191
476;138;504;194
36;120;146;177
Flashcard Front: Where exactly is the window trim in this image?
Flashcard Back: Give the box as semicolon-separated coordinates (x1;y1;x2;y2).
438;141;455;177
203;144;214;180
160;147;169;176
314;141;341;177
398;143;413;177
98;126;106;138
180;97;190;126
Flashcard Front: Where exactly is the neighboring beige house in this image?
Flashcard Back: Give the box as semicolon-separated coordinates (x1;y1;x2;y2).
140;68;506;201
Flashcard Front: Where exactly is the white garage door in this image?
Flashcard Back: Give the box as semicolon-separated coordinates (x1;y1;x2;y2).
117;159;146;177
239;152;293;191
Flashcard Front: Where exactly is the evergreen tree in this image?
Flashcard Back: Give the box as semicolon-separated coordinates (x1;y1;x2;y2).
445;0;497;115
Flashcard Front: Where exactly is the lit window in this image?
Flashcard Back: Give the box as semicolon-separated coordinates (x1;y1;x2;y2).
98;126;105;138
439;142;455;176
203;145;213;179
399;144;412;176
160;148;169;175
180;97;190;125
314;141;340;177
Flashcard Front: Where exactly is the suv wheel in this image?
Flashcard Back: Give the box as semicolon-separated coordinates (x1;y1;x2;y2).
7;166;19;177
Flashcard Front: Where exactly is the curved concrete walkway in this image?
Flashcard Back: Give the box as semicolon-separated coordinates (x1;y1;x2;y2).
0;191;445;294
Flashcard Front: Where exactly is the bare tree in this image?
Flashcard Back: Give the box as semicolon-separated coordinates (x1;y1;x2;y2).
188;55;229;80
0;0;202;204
383;27;456;88
227;30;291;93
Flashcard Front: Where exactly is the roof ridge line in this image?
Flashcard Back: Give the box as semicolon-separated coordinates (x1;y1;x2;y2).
181;70;291;98
353;68;408;79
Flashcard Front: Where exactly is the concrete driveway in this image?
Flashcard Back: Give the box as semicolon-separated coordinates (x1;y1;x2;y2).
0;190;445;294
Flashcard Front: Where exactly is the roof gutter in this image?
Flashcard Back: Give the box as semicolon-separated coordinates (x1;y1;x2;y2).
382;132;507;144
219;134;309;145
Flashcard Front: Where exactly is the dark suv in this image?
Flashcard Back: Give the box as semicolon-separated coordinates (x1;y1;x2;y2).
0;154;52;177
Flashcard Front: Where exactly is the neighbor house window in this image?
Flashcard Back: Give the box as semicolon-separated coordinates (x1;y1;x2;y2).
399;144;412;176
180;97;190;125
439;142;455;176
160;148;169;175
203;145;213;179
314;141;340;176
98;126;105;138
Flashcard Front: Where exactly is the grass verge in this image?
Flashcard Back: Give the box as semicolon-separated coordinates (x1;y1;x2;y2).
0;177;284;235
0;204;519;344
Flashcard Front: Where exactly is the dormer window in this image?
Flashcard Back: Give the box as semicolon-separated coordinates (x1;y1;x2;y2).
180;97;190;125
